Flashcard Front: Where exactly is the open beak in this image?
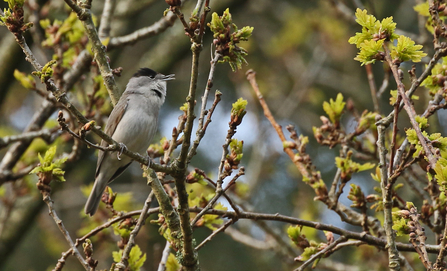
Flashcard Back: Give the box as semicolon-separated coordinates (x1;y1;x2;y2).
159;74;175;81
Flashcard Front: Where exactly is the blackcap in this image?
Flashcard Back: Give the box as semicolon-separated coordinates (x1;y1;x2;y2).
84;68;174;216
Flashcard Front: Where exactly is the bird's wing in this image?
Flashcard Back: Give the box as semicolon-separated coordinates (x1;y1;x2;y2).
95;96;129;177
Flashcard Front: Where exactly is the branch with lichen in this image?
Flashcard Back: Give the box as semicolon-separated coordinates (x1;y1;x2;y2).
63;0;120;105
376;123;401;270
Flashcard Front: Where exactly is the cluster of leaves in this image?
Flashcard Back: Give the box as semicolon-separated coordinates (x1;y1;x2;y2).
421;57;447;96
287;225;310;249
30;146;67;184
389;89;420;105
322;93;345;126
348;9;426;65
406;129;447;160
32;60;56;83
347;184;366;209
434;158;447;194
414;2;447;34
185;169;208;185
40;13;89;68
368;167;404;212
225;139;244;171
230;97;247;127
208;8;254;71
314;93;378;153
13;69;35;89
392;209;412;237
335;151;375;182
355;111;378;135
0;0;32;35
313;94;346;147
287;226;331;267
112;246;146;271
190;194;227;230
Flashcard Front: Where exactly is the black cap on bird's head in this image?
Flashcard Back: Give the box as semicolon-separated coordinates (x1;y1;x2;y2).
133;68;157;78
133;68;175;81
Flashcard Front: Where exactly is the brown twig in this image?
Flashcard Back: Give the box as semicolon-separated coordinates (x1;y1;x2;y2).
295;236;348;271
246;70;308;176
365;64;380;113
407;207;432;270
195;219;235;250
435;208;447;269
38;186;89;270
187;52;222;161
384;47;437;170
115;191;155;270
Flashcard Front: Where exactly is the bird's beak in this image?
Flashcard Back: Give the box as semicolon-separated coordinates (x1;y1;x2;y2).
159;74;175;81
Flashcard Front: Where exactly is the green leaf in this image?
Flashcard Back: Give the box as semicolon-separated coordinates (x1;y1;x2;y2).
30;146;67;183
322;93;345;124
405;128;419;145
112;246;146;271
129;245;146;271
209;12;225;35
354;8;377;29
356;111;377;133
335;153;375;182
415;116;428;129
112;250;121;263
13;70;35;89
354;39;384;65
231;98;247;118
380;16;397;38
299;246;319;261
348;184;365;208
435;158;447;192
414;2;430;17
391;35;427;63
392;217;410;236
166;253;180;271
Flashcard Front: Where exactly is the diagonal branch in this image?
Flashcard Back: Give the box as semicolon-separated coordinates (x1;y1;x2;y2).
115;192;155;271
64;0;120;105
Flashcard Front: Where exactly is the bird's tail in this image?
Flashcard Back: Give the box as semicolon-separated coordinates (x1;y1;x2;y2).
84;176;108;216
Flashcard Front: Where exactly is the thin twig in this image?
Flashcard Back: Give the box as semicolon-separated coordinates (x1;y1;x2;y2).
98;0;116;39
195;219;234;250
295;236;348;271
157;241;171;271
40;190;89;270
435;208;447;268
115;191;155;270
108;11;178;50
388;94;401;177
0;129;60;149
365;64;380;112
407;207;432;270
187;52;222;161
247;69;384;236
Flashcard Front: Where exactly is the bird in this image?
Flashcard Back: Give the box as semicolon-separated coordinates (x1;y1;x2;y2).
84;68;174;216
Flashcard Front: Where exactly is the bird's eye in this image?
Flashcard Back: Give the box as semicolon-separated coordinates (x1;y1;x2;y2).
150;75;155;79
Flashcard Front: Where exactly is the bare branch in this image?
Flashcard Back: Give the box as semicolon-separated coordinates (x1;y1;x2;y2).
115;191;155;270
